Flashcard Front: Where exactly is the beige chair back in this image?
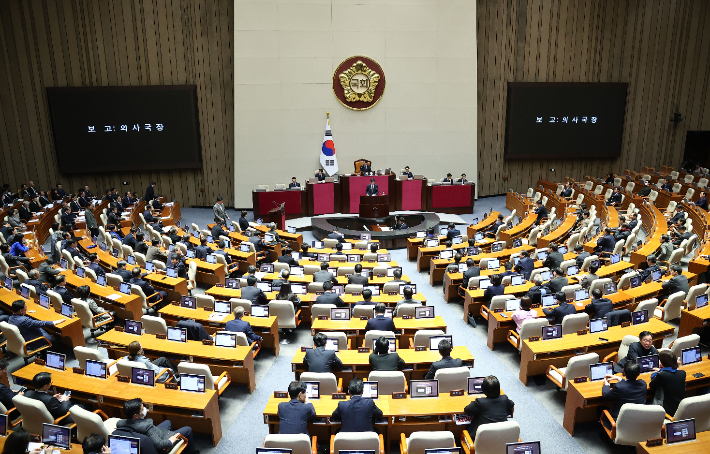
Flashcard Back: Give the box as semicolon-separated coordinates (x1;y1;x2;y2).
364;330;395;347
514;319;549;351
70;404;119;440
264;434;312;454
672;334;701;359
299;372;338;395
434;366;469;393
352;305;376;318
268;301;297;329
12;395;55;434
368;371;406;395
177;362;217;390
0;322;31;358
617;335;639;361
561;313;589;335
412;330;446;348
311;304;336;319
613;404;664;446
333;432;380;454
141;315;167;335
473;421;520;453
673;395;710;432
405;431;456;454
654;291;684;321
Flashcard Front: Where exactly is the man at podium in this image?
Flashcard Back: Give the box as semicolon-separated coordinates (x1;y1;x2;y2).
366;178;379;196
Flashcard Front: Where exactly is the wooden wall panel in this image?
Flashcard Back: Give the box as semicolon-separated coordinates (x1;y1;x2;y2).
0;0;233;207
477;0;710;196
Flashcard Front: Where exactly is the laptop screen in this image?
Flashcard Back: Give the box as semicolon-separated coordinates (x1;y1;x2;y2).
131;367;155;386
96;274;106;286
214;301;231;314
426;239;439;248
638;354;659;373
240;244;250;253
317;253;330;262
312;241;324;249
330;308;351;320
373;308;394;318
511;275;524;286
167;327;187;342
696;294;708;309
291;284;307;295
558;246;568;254
468;377;485;395
0;414;6;436
179;374;206;393
505;299;521;312
61;303;73;318
39;293;50;309
361;381;378;399
574;289;589;301
46;352;65;370
603;282;617;295
206;254;216;264
666;418;696;444
290;266;304;276
260;263;274;273
85;359;107;379
513;239;522;248
386;267;402;277
76;267;85;277
364;285;380;295
610;253;620;264
632;309;649;325
120;282;131;294
181;296;197;309
251;306;269;317
589;318;608;334
225;278;240;289
126;255;135;265
651;269;663;281
42;423;71;450
590;362;614;381
20;285;30;299
424;449;462;454
256;282;272;292
125;320;142;335
478;278;491;289
214;332;236;348
167;267;177;278
264;233;275;243
287;226;297;234
541;295;556;307
410;379;439;398
415;306;435;319
372;338;396;353
452;236;464;245
457;263;467;273
439;250;453;260
440;228;449;236
540;271;551;281
429;335;453;350
325;338;339;351
506;441;541;454
303;381;319;399
416;231;426;238
536;251;547;261
109;435;140;454
377;253;391;262
399;284;417;295
542;325;562;340
567;265;579;276
487;259;500;269
474;233;484;242
629;276;642;288
682;346;701;365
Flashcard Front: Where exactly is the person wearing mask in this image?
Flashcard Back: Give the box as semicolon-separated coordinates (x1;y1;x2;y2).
369;336;405;371
277;381;316;435
483;274;505;303
543;291;576;325
23;372;75;421
303;333;342;373
533;200;548;226
315;281;345;307
616;330;658;372
544;268;568;294
225;306;262;347
365;303;396;332
122;341;179;383
649;349;686;417
584;288;613;319
661;263;689;297
542;243;564;270
115;398;195;454
513;250;535;280
393;286;422;316
637;179;652;197
425;339;462;379
511;297;537;332
464;375;515;440
601;362;647;425
462;258;481;287
347;264;369;285
330;378;383;432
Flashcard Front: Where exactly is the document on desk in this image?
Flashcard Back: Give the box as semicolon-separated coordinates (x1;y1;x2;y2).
255;272;267;280
208;312;228;321
106;294;122;300
379;227;391;231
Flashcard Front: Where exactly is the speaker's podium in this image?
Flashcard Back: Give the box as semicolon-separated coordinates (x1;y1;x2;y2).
264;203;286;230
359;195;389;219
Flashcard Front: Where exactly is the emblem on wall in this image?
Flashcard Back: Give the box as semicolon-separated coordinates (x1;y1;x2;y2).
332;56;385;110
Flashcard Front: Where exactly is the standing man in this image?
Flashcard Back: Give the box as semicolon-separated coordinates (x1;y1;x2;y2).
213;197;229;224
533;200;548;226
145;182;156;202
365;178;379;196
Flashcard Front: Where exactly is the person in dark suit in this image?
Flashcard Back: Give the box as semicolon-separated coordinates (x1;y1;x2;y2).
316;169;327;181
278;381;316;434
360;162;372;175
695;191;708;210
513;250;535;280
595;227;616;255
38;259;61;285
606;186;623;206
113;260;133;282
672;225;692;246
276;250;298;267
617;330;658;371
300;243;315;258
122;191;134;207
354;288;376;307
22;269;46;295
442;173;454;184
225;306;262;346
116;398;195;454
241;275;267;305
0;360;18;412
649;350;686;417
210;222;229;242
369;335;404;371
498;261;517;279
401;166;413;179
315;281;345;307
166;253;187;279
602;362;647;423
314;262;337;284
129;267;166;305
23;372;75;420
393;286;422;316
348;264;369;285
560;182;573;198
487;214;505;238
52;275;75;305
445;223;461;240
425;339;462;379
483;274;505;303
638;255;661;282
87;253;106;278
122;227;138;250
326;227;345;243
660;264;689;298
533;200;548;225
248;230;266;253
614;223;631;243
394;216;408;230
574;244;590;269
9;301;64;349
542;243;564;270
107;206;121;227
331;378;383;431
145;182;156;202
52;183;67;201
365;303;396;332
464;375;514;439
637;179;652;197
365;178;379;196
194;236;213;260
288;177;301;189
462;258;481;288
543;291;576;325
544;268;568;294
304;333;343;373
60;207;76;228
457;173;468;184
525;275;545;303
667;205;685;225
133;233;149;256
585;288;613;319
238;210;250;231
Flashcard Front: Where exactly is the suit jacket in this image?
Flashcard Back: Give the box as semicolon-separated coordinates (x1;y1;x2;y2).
649;369;686;416
278;399;316;434
114;268;133;282
107;212;120;226
543;251;564;270
288;182;301;189
239;217;250;231
483;284;505;302
135;242;149;255
365;315;396;332
607;192;623;205
637;186;652;197
425;356;463;379
575;251;591;268
597;234;616;252
696;196;708;210
23;390;70;420
545;276;568;294
347;274;368;285
514;258;535;280
365;184;379;196
213;203;227;222
464;395;515;437
303;346;342;373
146;245;167;263
241;286;267;305
561;187;573;198
315;292;345;307
534;205;548;224
211;225;228;241
129;277;157;299
673;231;691;246
639;264;660;282
277;255;298;267
543;302;576;325
38;261;60;283
54;285;74;305
661;274;689;296
116;418;174;452
122;234;138;250
331;395;382;432
462;266;481;287
316;173;326;181
0;383;15;413
369;352;405;371
88;262;105;277
446;229;461;240
580;272;599;289
224;318;262;343
619;342;658;369
145;185;155;201
360;164;372;174
602;379;648;419
313;271;336;283
585;298;613;319
167;261;187;279
248;236;265;252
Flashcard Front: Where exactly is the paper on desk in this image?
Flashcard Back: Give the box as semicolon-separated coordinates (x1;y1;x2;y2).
379;227;391;231
208;312;228;321
107;294;122;300
165;202;174;206
255;272;267;280
161;216;170;220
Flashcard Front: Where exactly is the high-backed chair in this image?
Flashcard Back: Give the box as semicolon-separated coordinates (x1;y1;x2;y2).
323;332;349;350
268;301;302;330
352;305;376;319
685;284;708;308
400;431;455;454
45;289;64;313
654;291;684;322
331;432;383;454
74;346;119;375
669;334;700;359
72;298;113;339
368;371;406;396
561;313;589;335
195;294;215;309
299;372;340;395
364;330;396;348
264;434;316;454
228;298;252;314
344;284;363;294
668;395;710;431
461;421;520;454
634;298;658;315
307;282;324;293
70;405;120;441
12;395;73;434
395;303;421;317
580;255;599;272
434;367;469;393
560;284;582;301
323;239;339;249
509;319;548;351
411;330;446;348
601;404;665;446
481;295;514;320
311;304;336;320
177;362;231;395
141;315;167;335
546;353;599;391
115;359;172;382
304;264;320;276
0;321;51;364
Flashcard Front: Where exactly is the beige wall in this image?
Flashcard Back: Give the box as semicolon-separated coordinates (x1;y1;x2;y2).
234;0;477;207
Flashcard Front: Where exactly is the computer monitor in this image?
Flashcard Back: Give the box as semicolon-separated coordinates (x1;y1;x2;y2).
332;285;344;295
603;281;617;295
558;245;568;254
181;296;197;309
42;423;71;450
566;265;579;276
474;233;484;242
372;338;396;353
317;253;330;262
629;276;642;288
478;278;491;289
426;239;439;248
415;306;435;319
457;263;467;273
361;381;378;399
0;414;6;436
452;236;464;245
61;302;73;318
651;269;663;281
214;301;231;313
536;250;548;261
76;266;85;278
167;327;187;342
287;226;297;234
429;335;453;350
291;283;307;294
96;274;106;286
542;324;562;340
60;258;68;269
589;362;613;381
46;352;65;370
131;367;155;386
610;253;620;265
312;241;324;249
410;379;439;398
696;294;708;309
256;282;272;292
20;284;30;299
108;435;140;454
166;267;177;278
505;299;521;312
225;278;240;289
264;233;275;243
491;243;503;253
681;346;702;365
330;308;350;320
364;285;380;295
255;449;292;454
589;318;608;334
214;332;237;348
324;338;339;351
574;289;589;301
186;249;197;259
506;441;541;454
632;309;649;325
487;259;500;269
126;255;136;265
303;381;320;399
341;243;352;251
440;228;449;236
386;267;402;277
39;292;50;309
377;253;391;262
125;320;142;335
85;359;107;379
468;377;485;395
240;244;250;253
666;419;696;444
179;374;206;393
399;284;417;295
260;263;274;273
416;231;426;238
290;266;304;276
638;354;659;373
206;254;216;264
119;282;131;295
439;250;453;260
513;238;523;248
541;295;556;307
511;275;524;286
251;306;269;317
540;271;551;281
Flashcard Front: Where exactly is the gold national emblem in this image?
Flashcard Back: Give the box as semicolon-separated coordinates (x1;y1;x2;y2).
339;60;380;103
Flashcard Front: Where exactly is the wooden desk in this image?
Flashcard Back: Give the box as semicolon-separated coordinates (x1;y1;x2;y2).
0;287;85;349
12;363;222;445
462;283;534;322
536;213;576;249
637;430;710;453
631;202;667;266
407;235;446;262
433;244;535;289
564;357;710;435
311;316;446;347
97;329;255;392
61;270;144;321
519;318;675;385
622;271;697;302
0;432;83;453
416;242;475;272
499;212;536;248
465;211;501;243
678;305;710;338
157;305;280;356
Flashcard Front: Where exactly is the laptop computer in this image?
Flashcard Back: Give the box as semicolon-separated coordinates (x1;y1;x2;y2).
361;381;379;399
610;253;620;265
0;414;6;436
120;282;131;295
429;335;453;350
424;448;462;454
377;253;391;262
696;294;708;309
42;424;71;450
179;374;206;393
487;259;500;269
542;325;562;340
85;359;107;379
166;267;177;278
131;368;155;386
410;379;439;398
181;296;197;309
589;318;608;334
666;418;696;445
303;381;320;399
590;362;613;381
225;278;240;289
651;269;663;281
108;435;140;454
506;441;541;454
330;308;350;320
566;265;579;276
558;246;568;254
638;354;659;373
536;251;548;261
386;267;402;277
541;295;556;307
632;309;649;325
415;306;435;319
46;352;65;370
260;263;274;273
603;281;617;295
167;327;187;342
251;306;269;317
491;243;503;253
681;346;702;365
76;267;85;278
511;275;524;286
574;289;589;301
61;302;73;318
439;250;453;260
214;332;237;348
629;276;642;288
478;278;491;289
96;274;106;286
474;233;484;242
452;236;464;245
255;449;292;454
125;320;142;335
256;282;272;293
467;377;485;395
324;338;339;351
214;301;231;313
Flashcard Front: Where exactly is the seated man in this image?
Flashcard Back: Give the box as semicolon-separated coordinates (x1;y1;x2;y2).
194;236;213;260
326;227;345;243
425;339;462;379
594;227;616;255
272;269;290;289
394;216;408;230
499;261;517;278
134;233;149;255
560;182;573;198
288;177;301;189
331;378;383;432
601;362;647;425
315;281;345;307
53;275;75;305
210;222;229;242
87;253;106;278
584;288;613;319
695;191;708;210
129;267;167;306
660;264;689;297
462;258;481;287
672;225;691;246
113;260;133;282
580;263;600;289
241;275;268;305
542;243;564;270
457;173;468;183
393;286;421;316
347;264;368;285
574;244;590;268
24;372;74;421
365;303;395;332
542;291;576;325
401;166;413;179
513;250;534;280
277;249;298;267
638;255;660;282
606;186;623;206
483;274;505;302
355;288;376;307
9;300;64;349
115;398;195;454
303;333;342;373
122;227;139;250
278;381;316;435
82;433;110;454
166;253;187;279
224;306;262;348
544;268;568;294
464;376;515;440
445;223;461;240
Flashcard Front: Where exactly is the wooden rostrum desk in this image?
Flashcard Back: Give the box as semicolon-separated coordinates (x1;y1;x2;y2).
310;316;447;349
12;362;222;445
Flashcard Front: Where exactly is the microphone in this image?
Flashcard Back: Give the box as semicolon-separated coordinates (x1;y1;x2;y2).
272;201;280;208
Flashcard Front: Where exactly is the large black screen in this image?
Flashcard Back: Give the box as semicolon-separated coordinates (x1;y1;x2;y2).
46;85;201;173
505;82;627;159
